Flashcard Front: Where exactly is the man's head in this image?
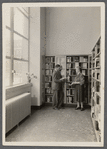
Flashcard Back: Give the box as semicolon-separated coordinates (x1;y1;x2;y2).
55;64;61;71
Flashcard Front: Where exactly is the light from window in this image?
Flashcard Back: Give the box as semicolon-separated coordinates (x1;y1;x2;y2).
14;8;28;38
14;34;28;60
13;60;28;85
6;29;11;57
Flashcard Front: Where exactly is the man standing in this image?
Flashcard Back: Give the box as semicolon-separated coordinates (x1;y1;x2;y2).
52;64;65;110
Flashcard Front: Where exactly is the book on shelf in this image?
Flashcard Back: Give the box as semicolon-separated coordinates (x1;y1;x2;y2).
79;57;83;62
71;63;75;68
45;76;49;82
45;83;51;88
67;96;73;103
79;56;88;62
72;69;76;75
75;56;79;62
46;96;52;102
69;69;71;75
50;57;54;63
67;89;71;96
45;88;51;94
67;57;71;62
75;62;79;68
49;69;53;75
67;63;71;69
82;70;86;76
46;70;49;75
50;63;54;69
45;57;50;63
45;63;49;69
82;63;87;69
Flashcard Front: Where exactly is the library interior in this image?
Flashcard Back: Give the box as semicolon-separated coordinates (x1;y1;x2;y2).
3;6;104;143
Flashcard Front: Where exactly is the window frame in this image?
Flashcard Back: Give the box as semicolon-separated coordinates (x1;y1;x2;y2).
5;7;30;86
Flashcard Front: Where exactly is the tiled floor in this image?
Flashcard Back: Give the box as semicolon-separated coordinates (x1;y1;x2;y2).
6;106;97;142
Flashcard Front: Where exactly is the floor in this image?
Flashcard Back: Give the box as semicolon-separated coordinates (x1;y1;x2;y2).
6;106;97;142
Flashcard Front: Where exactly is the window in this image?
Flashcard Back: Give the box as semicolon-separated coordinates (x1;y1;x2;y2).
5;7;30;87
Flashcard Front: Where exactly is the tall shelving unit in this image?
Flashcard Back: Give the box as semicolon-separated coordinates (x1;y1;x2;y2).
45;56;55;103
88;54;92;105
66;55;89;104
91;37;101;142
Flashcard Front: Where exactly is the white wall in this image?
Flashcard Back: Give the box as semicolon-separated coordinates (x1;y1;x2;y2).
40;8;46;105
46;7;100;55
30;7;41;106
30;7;46;106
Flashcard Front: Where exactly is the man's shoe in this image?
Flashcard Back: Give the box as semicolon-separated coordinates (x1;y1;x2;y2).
81;108;84;111
75;107;81;110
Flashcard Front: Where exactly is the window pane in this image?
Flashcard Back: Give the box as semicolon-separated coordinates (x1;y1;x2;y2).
13;60;28;85
5;7;10;27
6;29;11;56
14;7;28;38
14;34;28;60
6;59;11;86
20;7;29;17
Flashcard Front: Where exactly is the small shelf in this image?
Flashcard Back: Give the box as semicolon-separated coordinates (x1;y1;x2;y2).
45;94;53;96
45;68;54;70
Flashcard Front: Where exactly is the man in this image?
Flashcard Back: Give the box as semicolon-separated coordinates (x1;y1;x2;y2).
52;64;66;110
57;65;65;109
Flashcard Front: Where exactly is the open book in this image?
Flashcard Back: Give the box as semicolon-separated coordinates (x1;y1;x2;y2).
60;77;67;81
72;82;80;85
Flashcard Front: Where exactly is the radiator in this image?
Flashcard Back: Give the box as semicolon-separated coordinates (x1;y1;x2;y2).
6;93;31;133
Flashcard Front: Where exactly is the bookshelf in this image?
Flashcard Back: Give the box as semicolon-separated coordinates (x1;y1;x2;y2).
91;37;101;142
66;55;88;104
88;54;92;105
45;56;55;103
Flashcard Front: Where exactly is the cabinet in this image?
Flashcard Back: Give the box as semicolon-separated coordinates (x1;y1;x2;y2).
91;37;101;142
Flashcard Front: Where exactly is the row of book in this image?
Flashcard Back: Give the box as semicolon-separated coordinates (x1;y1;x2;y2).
45;88;53;94
45;76;52;82
45;57;55;63
67;57;79;62
45;70;53;75
45;63;55;69
66;69;76;76
67;63;88;69
67;89;75;95
45;96;52;103
67;57;88;63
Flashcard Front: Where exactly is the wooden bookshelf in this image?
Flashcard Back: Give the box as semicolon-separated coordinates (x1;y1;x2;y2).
66;55;89;104
91;37;101;142
88;54;92;105
45;56;55;103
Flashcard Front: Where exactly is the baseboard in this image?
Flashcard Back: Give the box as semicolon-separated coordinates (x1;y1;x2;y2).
31;103;45;110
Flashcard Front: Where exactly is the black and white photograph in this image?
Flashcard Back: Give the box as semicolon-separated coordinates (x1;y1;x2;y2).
2;2;105;146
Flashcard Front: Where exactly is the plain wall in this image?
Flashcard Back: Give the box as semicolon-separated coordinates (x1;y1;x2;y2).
30;7;46;106
40;8;46;105
46;7;101;55
30;7;41;106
